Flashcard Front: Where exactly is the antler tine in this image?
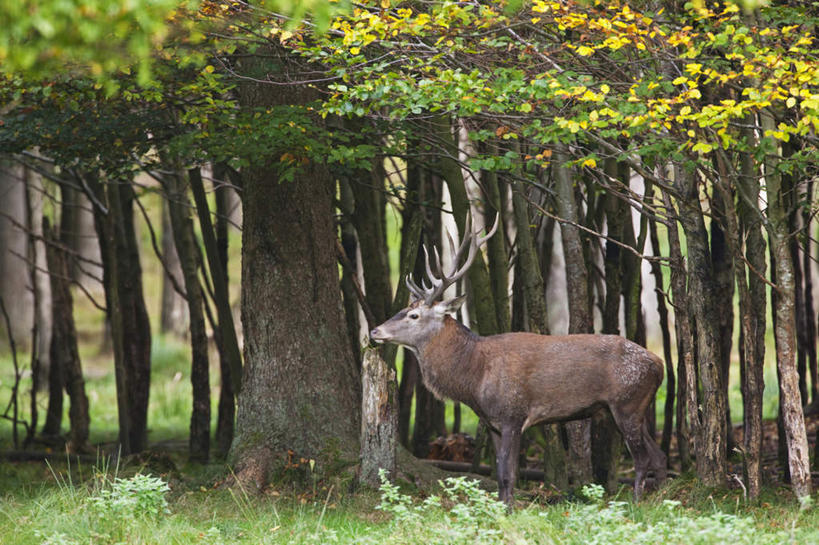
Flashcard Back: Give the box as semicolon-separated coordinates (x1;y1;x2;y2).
444;229;458;276
419;212;500;304
405;276;426;301
422;245;443;289
478;213;500;246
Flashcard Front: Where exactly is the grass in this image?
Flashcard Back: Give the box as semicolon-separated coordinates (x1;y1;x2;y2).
0;458;817;545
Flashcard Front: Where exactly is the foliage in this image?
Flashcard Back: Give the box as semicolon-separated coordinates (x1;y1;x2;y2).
87;473;171;520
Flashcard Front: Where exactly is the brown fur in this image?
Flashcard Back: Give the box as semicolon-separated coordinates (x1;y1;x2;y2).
372;311;667;504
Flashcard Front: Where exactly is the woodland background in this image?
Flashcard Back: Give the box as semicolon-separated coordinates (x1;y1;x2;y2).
1;0;819;543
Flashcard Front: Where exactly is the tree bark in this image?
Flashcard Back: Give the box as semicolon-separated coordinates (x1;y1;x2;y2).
359;348;397;485
159;198;187;336
0;159;33;349
349;156;391;326
88;173;152;454
553;148;593;485
190;166;243;398
165;167;211;463
230;55;360;488
213;162;236;460
761;110;812;499
44;193;90;453
661;187;696;472
485;169;510;333
648;213;675;460
674;164;727;486
596;158;627;491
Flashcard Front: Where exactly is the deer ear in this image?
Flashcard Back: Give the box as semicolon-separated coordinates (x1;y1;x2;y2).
434;294;466;316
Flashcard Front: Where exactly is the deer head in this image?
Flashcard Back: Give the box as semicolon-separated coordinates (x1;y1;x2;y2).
370;213;498;351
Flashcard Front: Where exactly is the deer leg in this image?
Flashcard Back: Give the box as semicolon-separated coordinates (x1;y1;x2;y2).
495;425;522;507
642;421;667;484
611;410;649;500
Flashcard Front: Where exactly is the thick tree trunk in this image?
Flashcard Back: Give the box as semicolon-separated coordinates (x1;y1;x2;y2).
553;148;593;485
230;57;360;488
165;167;211;463
761;110;812;499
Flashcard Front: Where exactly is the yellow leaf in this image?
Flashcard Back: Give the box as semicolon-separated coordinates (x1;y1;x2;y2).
380;0;390;7
786;97;796;108
600;84;610;94
280;30;293;42
582;158;597;168
577;46;595;56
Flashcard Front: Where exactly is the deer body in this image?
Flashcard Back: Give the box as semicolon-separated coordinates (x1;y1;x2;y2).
370;215;666;504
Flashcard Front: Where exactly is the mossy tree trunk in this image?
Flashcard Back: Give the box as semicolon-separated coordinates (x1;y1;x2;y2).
230;53;361;488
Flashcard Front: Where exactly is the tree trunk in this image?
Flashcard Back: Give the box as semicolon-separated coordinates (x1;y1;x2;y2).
596;159;627;491
190;166;243;398
432;116;499;336
761;110;812;499
359;348;397;485
338;178;362;364
661;187;696;472
159;198;188;336
674;164;727;486
0;159;33;349
230;58;360;488
349;158;391;326
88;173;152;454
801;180;817;406
213;162;236;459
648;212;675;459
714;149;764;498
44;192;90;453
711;166;736;456
485;169;510;333
165;167;210;463
553;148;593;485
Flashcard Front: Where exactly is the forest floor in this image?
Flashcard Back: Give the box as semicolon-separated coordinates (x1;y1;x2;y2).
1;412;819;545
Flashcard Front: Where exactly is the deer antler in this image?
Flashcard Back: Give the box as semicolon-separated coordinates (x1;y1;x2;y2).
406;213;499;305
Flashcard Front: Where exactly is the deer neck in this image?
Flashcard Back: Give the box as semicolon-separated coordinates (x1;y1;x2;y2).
416;316;482;404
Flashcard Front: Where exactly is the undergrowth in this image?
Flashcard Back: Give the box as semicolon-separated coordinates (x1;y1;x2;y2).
0;460;817;545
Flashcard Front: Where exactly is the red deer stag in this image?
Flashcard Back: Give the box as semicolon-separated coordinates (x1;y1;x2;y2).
370;214;666;504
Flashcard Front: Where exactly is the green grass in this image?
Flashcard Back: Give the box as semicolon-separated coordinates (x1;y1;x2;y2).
0;459;816;545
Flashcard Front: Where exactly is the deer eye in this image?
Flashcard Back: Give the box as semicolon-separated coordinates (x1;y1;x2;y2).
409;313;419;320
